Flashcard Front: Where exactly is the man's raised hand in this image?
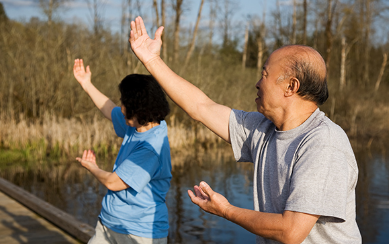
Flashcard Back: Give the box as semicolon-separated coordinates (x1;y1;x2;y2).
73;59;92;90
129;16;164;65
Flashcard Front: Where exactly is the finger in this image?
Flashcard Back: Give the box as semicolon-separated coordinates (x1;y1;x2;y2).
139;16;147;36
194;185;208;200
91;150;96;161
86;65;91;74
76;157;81;162
87;149;93;161
74;59;79;72
129;30;133;43
199;181;213;197
154;26;164;42
136;17;142;37
82;150;87;160
80;59;85;71
130;21;137;40
188;190;201;205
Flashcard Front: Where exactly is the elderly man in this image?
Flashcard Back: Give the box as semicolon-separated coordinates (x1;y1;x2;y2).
129;17;361;243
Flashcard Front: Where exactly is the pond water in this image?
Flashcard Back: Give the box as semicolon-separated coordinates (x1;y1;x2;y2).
1;142;388;243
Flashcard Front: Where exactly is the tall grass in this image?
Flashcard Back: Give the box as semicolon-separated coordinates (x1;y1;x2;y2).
0;110;224;160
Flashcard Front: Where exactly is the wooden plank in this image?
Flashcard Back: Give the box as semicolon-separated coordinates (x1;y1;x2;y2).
0;191;80;244
0;177;95;243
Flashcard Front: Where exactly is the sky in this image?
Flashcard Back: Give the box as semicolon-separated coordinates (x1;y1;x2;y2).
1;0;278;45
0;0;271;28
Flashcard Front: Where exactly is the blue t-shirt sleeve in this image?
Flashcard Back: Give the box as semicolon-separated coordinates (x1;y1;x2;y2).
115;148;160;194
111;107;128;138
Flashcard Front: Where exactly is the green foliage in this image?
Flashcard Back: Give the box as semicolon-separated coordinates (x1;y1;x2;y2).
0;149;28;165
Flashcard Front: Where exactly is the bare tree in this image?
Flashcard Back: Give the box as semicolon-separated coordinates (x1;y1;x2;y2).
0;2;8;24
208;0;217;48
340;35;359;91
120;0;127;54
153;0;160;27
302;0;307;45
221;0;238;47
375;52;387;92
324;0;338;77
173;0;184;63
242;23;249;71
181;0;205;75
38;0;67;27
161;0;167;61
340;36;346;91
257;36;264;80
291;0;297;44
362;0;371;85
86;0;105;36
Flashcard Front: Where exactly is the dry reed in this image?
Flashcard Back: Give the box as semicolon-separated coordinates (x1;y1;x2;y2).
0;111;223;159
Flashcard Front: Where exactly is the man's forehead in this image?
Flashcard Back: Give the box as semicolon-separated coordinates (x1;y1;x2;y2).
263;54;285;72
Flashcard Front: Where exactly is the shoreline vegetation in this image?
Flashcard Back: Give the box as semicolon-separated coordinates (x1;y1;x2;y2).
0;106;388;164
1;2;389;164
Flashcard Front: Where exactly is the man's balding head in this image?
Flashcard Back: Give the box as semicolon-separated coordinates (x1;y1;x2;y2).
274;45;328;105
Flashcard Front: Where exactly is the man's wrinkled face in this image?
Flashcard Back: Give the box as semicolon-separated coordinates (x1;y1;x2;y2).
255;50;289;115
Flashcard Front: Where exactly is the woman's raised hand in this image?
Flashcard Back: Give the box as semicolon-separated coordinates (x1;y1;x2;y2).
73;59;92;89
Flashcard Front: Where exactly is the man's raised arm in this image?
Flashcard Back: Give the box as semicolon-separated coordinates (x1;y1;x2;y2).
129;17;231;143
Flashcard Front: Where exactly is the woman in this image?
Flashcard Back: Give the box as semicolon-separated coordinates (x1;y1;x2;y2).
73;59;171;244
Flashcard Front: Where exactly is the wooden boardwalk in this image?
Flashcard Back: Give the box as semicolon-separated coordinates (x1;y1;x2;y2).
0;190;80;243
0;177;95;244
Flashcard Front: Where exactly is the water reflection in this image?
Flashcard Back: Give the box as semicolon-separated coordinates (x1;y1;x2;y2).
356;147;389;244
1;144;389;243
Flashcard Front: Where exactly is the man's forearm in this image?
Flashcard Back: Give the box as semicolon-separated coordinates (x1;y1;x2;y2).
224;205;286;242
224;206;318;244
145;57;231;142
82;83;116;120
145;57;211;120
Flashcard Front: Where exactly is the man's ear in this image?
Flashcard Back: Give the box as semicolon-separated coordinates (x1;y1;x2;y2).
285;77;300;97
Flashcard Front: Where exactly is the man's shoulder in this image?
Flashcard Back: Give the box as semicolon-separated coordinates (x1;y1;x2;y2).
230;109;273;129
308;112;349;143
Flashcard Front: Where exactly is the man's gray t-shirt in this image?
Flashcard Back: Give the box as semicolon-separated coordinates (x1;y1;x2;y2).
229;108;361;244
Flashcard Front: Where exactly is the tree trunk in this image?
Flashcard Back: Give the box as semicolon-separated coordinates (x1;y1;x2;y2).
173;0;184;63
257;37;264;80
363;0;371;85
180;0;205;75
48;0;53;27
340;36;346;91
375;53;387;92
242;23;249;71
325;0;336;78
208;0;216;48
302;0;307;45
222;0;231;47
291;0;297;44
161;0;167;61
153;0;160;27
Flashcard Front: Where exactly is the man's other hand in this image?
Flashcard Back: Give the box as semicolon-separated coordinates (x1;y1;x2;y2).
188;181;233;218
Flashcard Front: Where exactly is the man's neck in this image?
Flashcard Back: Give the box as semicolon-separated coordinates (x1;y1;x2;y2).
272;103;318;131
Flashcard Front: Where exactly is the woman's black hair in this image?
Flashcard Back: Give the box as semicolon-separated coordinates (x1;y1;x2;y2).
119;74;170;126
